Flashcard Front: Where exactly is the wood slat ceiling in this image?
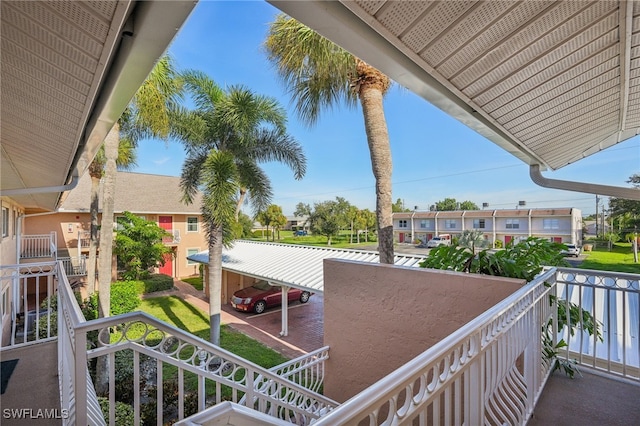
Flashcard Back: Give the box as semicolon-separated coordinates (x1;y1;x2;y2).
0;1;195;211
273;0;640;172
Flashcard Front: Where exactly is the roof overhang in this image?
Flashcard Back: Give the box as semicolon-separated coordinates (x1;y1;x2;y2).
0;1;196;211
269;1;640;199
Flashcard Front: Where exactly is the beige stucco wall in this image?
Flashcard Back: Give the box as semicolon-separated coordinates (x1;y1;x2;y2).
23;212;207;278
1;197;25;265
323;259;524;402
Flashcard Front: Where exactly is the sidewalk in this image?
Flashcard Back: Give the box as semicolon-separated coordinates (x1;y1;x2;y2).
142;279;324;359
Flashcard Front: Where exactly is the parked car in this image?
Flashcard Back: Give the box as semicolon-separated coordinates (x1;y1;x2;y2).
294;230;308;236
426;234;452;248
231;281;312;314
560;243;580;257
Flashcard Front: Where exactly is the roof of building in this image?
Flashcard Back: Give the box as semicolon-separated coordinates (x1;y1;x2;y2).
394;208;579;219
59;171;202;215
187;240;427;293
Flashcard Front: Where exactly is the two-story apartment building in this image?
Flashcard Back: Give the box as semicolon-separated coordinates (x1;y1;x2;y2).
394;207;582;246
23;171;207;280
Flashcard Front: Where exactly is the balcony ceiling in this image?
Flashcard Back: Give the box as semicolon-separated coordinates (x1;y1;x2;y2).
271;1;640;196
0;1;195;211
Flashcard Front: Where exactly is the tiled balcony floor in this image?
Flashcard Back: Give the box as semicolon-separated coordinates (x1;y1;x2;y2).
1;340;61;425
528;368;640;425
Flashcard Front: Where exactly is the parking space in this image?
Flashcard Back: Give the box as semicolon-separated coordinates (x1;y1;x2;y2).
220;293;324;358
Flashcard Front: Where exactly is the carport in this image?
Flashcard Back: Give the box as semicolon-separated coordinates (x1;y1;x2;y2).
187;240;426;336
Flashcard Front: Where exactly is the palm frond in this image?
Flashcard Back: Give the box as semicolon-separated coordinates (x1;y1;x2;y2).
246;128;306;179
180;70;224;112
264;14;358;126
236;160;273;215
180;153;207;204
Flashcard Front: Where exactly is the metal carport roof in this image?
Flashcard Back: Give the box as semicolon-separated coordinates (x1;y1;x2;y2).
187;240;427;294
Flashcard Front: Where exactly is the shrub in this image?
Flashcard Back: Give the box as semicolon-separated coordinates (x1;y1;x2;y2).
141;274;174;293
110;281;141;316
494;239;503;248
98;397;135;426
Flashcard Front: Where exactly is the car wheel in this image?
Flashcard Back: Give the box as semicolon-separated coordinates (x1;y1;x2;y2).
299;291;311;303
254;301;266;314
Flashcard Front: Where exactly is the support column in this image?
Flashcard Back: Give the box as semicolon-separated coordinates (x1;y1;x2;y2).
280;285;290;337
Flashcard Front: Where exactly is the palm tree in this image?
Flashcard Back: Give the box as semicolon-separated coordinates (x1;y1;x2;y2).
265;14;395;263
175;72;306;345
94;55;182;396
94;55;183;315
86;138;137;295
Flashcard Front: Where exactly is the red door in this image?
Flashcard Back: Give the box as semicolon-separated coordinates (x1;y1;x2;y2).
505;235;512;245
399;233;405;243
158;216;173;276
160;254;173;276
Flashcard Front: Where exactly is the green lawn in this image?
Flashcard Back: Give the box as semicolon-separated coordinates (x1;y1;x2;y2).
250;230;376;249
578;243;640;274
181;276;203;291
139;296;288;367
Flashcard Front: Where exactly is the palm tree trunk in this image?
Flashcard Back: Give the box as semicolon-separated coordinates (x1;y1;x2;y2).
208;225;223;345
95;125;118;395
235;188;247;221
359;85;394;264
87;173;100;294
97;126;118;317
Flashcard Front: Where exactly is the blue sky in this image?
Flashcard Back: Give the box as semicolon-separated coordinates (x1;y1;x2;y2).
133;1;639;216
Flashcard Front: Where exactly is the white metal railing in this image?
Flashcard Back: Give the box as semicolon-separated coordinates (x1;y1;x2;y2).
60;256;88;277
238;346;333;408
49;265;336;425
78;230;93;250
162;229;181;244
312;268;559;426
268;346;330;395
554;267;640;381
57;260;105;426
0;262;58;347
19;232;57;258
70;313;336;426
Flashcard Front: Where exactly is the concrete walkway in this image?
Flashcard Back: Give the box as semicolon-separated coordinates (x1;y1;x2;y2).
142;279;324;359
528;368;640;425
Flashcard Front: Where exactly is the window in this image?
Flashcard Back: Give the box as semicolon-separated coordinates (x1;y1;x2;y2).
187;216;199;232
2;207;8;238
506;219;520;229
420;219;431;228
543;218;559;230
444;219;456;229
473;219;486;229
187;248;199;265
398;220;408;228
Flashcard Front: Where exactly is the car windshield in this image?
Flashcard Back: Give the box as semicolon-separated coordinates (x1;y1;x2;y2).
252;281;272;291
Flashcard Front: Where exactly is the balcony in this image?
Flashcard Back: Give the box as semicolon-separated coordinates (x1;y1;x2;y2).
0;262;637;425
18;232;57;259
162;229;181;245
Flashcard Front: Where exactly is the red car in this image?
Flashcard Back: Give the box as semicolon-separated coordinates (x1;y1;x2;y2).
231;281;312;314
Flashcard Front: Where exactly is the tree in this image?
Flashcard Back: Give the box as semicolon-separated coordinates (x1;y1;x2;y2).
308;198;349;245
265;15;395;263
608;174;640;234
459;200;480;210
175;72;306;345
457;229;489;252
87;138;137;294
114;212;173;280
233;212;255;239
359;209;377;242
392;198;410;212
258;205;287;241
94;55;182;303
294;202;311;217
